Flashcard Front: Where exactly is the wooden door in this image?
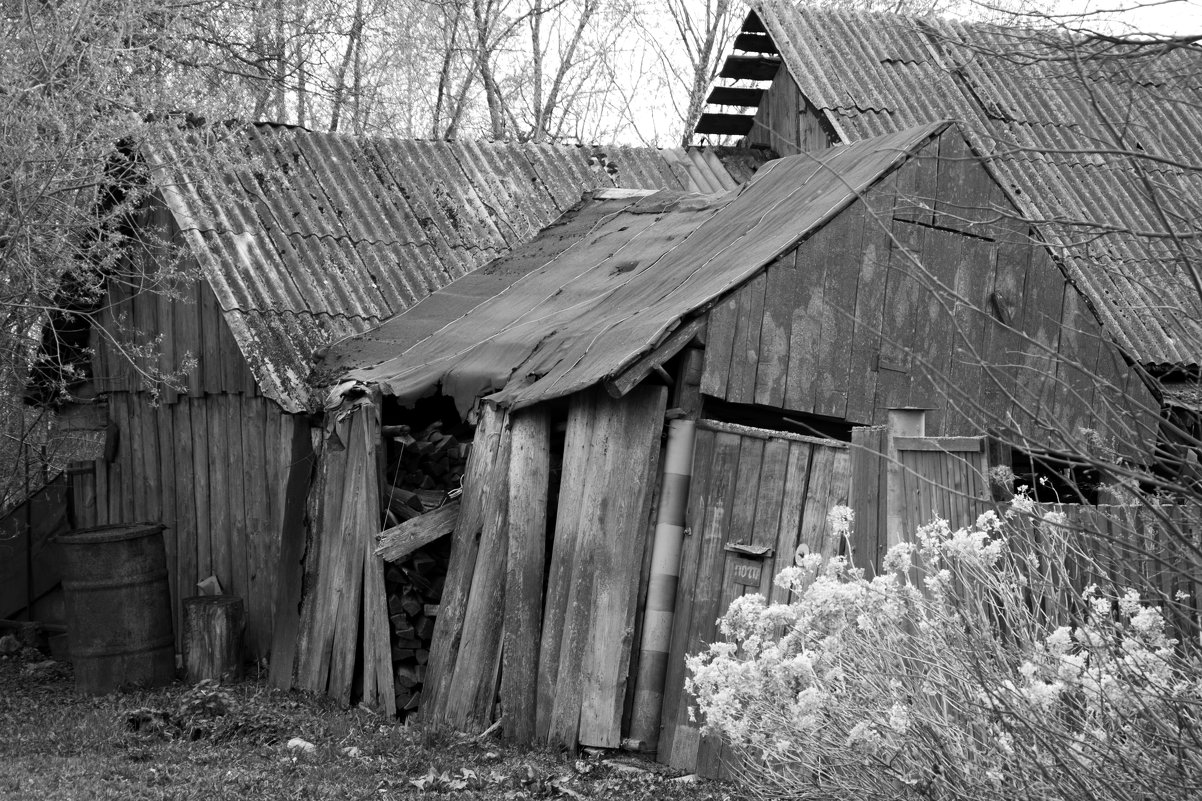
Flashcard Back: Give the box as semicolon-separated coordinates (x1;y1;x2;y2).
656;419;850;776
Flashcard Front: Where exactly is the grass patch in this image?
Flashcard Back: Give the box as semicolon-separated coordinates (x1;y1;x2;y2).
0;653;740;801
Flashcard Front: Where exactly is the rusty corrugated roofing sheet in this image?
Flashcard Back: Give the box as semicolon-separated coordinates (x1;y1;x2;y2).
747;1;1202;367
323;124;948;414
147;126;749;410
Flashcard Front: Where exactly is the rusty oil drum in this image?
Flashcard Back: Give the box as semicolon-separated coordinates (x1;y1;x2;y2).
55;523;175;694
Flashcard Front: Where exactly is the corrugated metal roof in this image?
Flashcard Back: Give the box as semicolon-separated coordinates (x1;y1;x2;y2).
747;1;1202;367
324;123;948;414
147;126;757;411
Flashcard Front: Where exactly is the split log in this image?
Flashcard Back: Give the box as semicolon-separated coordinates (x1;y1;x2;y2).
184;595;245;682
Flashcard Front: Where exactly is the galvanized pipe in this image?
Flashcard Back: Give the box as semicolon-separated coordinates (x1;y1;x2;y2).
627;417;696;751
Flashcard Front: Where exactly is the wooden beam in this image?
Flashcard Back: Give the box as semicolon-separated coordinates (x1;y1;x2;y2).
718;55;781;82
705;86;765;107
733;32;779;54
694;113;755;137
605;318;704;399
501;408;550;744
375;501;461;563
893;436;984;453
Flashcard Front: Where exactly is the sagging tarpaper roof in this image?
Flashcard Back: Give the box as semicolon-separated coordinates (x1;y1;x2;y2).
321;122;949;414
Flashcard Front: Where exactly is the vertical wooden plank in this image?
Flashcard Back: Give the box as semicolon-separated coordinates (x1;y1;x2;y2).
207;396;232;589
115;395;133;522
784;233;828;414
154;403;178;647
1051;285;1099;443
874;213;926;417
501;408;551;743
242;398;272;657
846;177;897;425
359;404;396;717
797;446;839;557
445;406;512;731
850;427;887;573
151;207;178;404
426;404;507;723
226;396;250;621
822;450;852;558
294;424;348;694
328;410;374;705
537;394;594;739
71;464;98;530
942;236;993;436
754;255;796;408
696;435;765;777
199;282;222;393
769;442;813;603
268;413;316;690
176;277;204;398
751;438;792;598
576;385;668;748
664;431;741;772
699;296;738;400
174;402;198;619
727;272;767;405
906;227;962;429
656;427;715;767
814;205;865;420
980;222;1030;432
192;400;212;585
1021;247;1067;430
94;458;109;526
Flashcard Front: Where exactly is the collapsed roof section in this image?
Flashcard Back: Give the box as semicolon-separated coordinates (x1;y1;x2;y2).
322;122;950;415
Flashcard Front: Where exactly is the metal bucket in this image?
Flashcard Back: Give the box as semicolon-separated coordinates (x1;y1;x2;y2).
55;523;175;694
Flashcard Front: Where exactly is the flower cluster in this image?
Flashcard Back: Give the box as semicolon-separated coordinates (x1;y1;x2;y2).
686;500;1202;801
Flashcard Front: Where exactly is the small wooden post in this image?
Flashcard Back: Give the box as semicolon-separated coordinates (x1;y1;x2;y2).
183;595;245;682
885;408;926;552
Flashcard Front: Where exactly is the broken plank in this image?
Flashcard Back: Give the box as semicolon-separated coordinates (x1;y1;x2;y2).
375;501;462;563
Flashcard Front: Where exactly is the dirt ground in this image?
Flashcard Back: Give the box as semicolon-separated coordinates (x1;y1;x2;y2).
0;651;742;801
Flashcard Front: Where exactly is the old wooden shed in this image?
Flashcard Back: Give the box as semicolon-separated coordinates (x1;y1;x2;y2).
697;1;1202;447
38;122;747;665
306;123;1159;766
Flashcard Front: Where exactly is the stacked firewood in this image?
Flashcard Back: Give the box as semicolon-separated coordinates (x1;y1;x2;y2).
384;540;449;715
381;421;471;716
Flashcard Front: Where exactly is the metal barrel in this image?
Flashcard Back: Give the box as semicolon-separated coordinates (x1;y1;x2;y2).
54;523;175;694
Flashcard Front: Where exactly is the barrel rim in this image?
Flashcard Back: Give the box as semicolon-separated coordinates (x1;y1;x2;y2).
53;522;166;545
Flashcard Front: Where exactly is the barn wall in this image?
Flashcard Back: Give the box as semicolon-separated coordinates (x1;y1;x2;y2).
69;392;312;658
746;71;834;156
90;199;258;402
700;132;1158;457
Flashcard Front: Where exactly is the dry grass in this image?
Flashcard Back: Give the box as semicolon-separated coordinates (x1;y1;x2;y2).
0;651;740;801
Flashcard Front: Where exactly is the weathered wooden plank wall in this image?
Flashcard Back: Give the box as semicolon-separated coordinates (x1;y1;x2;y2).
658;421;850;777
90;202;258;399
745;71;834;156
698;134;1157;457
70;393;309;657
424;386;667;747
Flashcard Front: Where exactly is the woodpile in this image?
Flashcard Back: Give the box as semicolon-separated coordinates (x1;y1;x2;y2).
381;421;471;717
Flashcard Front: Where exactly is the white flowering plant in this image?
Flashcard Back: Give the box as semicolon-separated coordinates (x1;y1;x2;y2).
686;502;1202;801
